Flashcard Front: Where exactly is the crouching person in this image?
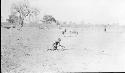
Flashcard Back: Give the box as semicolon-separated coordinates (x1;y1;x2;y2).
53;38;65;50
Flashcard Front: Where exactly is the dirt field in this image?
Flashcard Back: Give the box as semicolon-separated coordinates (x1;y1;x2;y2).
1;24;125;73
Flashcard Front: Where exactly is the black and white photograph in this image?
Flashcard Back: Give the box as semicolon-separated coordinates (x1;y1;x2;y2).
1;0;125;73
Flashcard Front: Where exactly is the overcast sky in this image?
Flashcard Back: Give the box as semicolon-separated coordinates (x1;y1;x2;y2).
1;0;125;25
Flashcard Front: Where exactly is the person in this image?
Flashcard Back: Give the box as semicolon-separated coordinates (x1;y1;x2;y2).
52;38;64;50
62;29;66;35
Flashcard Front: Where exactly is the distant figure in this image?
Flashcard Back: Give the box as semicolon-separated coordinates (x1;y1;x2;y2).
62;29;67;35
70;30;78;35
104;24;111;32
104;27;106;32
62;28;78;37
104;25;107;32
52;38;65;50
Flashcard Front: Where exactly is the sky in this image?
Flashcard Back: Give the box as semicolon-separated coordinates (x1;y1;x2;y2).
1;0;125;25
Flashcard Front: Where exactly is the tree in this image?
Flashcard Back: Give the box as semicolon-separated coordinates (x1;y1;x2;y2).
42;15;57;24
10;0;40;27
11;1;29;27
28;8;40;23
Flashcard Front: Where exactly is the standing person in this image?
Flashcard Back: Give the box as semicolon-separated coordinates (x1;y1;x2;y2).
62;28;67;36
104;24;107;32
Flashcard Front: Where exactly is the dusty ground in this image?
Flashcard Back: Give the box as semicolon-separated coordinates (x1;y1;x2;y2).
1;24;125;73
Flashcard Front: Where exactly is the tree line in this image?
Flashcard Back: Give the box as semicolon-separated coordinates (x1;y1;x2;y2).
6;0;59;28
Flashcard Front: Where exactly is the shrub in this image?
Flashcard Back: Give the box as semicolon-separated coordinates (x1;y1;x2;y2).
6;15;19;24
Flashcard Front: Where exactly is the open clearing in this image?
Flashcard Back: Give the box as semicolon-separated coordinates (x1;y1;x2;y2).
1;24;125;73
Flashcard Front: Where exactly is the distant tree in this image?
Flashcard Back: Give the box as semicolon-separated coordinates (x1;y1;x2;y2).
41;15;57;24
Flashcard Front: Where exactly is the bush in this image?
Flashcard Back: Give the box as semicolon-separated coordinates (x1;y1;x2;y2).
6;15;19;24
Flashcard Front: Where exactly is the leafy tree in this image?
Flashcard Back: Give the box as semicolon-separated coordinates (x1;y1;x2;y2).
10;0;40;27
10;1;29;27
42;15;57;24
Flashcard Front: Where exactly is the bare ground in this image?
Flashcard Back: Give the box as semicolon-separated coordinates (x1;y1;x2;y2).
1;24;125;73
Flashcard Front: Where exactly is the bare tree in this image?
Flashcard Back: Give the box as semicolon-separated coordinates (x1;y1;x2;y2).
11;1;29;27
10;0;40;27
28;8;40;23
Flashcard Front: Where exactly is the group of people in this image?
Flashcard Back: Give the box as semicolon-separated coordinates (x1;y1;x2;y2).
51;28;79;51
